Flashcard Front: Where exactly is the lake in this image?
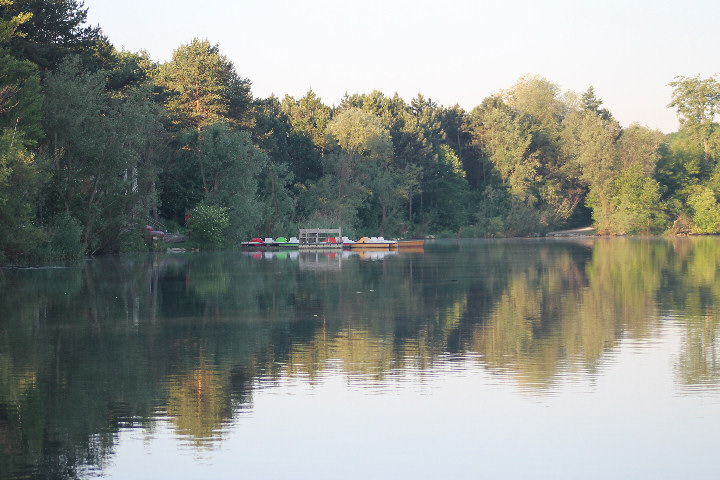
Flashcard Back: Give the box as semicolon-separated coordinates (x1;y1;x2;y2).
1;238;719;479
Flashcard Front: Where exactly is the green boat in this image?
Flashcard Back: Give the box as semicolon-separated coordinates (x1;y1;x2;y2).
274;236;300;248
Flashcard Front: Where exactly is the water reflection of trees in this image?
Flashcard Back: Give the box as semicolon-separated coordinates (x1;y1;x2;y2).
1;238;720;478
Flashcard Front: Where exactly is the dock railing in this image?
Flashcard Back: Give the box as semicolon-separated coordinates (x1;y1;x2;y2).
298;228;342;248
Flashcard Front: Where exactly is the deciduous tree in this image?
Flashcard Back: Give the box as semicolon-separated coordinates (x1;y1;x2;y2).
43;57;164;253
668;75;720;162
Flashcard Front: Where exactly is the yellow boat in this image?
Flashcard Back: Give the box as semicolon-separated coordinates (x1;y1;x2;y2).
397;239;425;248
347;237;398;249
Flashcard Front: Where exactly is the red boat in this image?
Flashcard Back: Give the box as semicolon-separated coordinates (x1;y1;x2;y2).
241;237;265;248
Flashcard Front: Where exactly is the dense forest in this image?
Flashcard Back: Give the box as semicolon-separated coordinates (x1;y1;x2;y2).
2;0;720;261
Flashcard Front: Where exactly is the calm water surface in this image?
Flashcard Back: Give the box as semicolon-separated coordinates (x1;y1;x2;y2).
1;238;719;479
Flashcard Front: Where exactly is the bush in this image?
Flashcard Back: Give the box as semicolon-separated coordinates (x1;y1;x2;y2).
189;203;230;249
687;186;720;234
48;212;83;260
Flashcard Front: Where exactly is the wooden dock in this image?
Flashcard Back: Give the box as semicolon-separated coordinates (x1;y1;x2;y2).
298;228;343;249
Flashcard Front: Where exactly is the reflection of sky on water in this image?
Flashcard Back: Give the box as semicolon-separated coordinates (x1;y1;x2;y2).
103;323;719;480
4;238;720;479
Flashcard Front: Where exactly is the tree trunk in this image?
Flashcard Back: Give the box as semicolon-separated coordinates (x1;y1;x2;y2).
151;181;158;223
83;172;102;253
197;127;208;194
408;186;413;222
270;165;279;216
379;204;387;237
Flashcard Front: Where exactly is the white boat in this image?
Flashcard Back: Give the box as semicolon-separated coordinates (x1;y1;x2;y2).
347;236;398;249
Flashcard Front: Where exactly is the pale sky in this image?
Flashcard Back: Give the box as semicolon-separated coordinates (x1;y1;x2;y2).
85;0;719;133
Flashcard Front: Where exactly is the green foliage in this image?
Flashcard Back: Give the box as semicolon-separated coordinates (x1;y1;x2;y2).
473;185;512;237
1;0;104;70
668;75;720;161
198;122;268;241
326;107;392;159
687;186;720;234
584;123;666;235
46;211;82;260
503;74;564;135
606;163;664;234
304;153;364;230
655;130;706;200
0;0;32;43
156;38;252;131
360;157;402;236
616;124;664;174
155;39;255;229
258;160;296;237
472;99;535;198
305;108;394;231
189;203;230;249
581;86;612;121
43;57;164;254
281;89;331;156
106;49;158;90
424;144;471;233
157;129;204;224
6;0;720;264
0;49;43;144
0;131;43;260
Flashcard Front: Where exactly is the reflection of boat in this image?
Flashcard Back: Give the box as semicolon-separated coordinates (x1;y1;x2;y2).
346;237;398;249
398;246;424;253
354;249;398;261
242;250;300;260
298;251;343;271
264;250;299;260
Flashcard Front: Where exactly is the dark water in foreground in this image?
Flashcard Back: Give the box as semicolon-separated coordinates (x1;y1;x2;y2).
1;238;719;479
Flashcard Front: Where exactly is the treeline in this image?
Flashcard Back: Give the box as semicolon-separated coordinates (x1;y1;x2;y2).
2;0;720;261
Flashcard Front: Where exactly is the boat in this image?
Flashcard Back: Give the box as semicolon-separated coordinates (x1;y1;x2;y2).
241;237;265;248
274;236;299;248
397;239;425;248
347;236;398;249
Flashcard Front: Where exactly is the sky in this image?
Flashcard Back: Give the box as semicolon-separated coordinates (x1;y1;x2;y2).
84;0;720;133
